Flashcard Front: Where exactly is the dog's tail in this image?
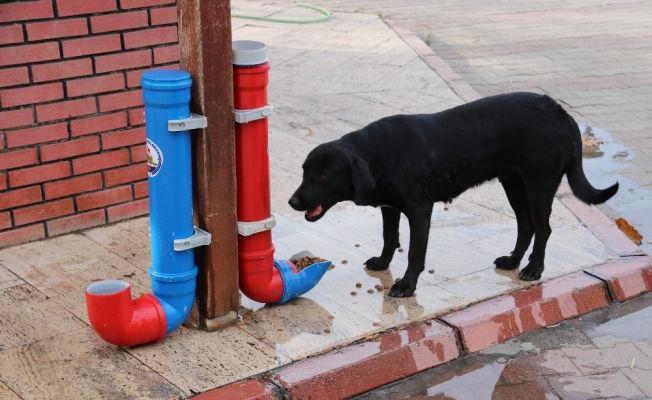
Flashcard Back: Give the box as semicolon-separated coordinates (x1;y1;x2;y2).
565;123;618;204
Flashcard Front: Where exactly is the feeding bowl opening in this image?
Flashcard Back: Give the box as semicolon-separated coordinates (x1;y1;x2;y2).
87;279;130;295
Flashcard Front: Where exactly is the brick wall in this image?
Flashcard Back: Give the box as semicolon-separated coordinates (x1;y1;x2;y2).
0;0;179;248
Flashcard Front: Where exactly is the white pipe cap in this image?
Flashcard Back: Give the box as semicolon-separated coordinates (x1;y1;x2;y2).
232;40;268;66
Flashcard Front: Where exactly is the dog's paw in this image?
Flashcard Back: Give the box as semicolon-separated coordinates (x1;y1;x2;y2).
365;257;390;271
519;263;543;281
494;255;520;270
388;280;415;297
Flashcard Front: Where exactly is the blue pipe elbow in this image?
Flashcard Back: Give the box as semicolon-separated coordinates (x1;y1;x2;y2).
150;266;198;334
274;259;331;304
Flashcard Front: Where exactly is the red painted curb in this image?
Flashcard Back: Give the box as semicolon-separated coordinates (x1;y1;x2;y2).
440;272;610;352
192;379;277;400
271;320;458;400
586;257;652;302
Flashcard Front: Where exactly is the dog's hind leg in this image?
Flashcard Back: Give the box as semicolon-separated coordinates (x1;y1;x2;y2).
365;206;401;271
495;174;534;270
519;176;559;281
388;204;433;297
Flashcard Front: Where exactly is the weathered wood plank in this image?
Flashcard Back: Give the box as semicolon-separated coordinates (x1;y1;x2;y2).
177;0;239;328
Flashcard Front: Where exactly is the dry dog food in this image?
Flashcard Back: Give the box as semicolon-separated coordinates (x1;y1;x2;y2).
374;284;384;292
355;282;362;288
292;256;326;271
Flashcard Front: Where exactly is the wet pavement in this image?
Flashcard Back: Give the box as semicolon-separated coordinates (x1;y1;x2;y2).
580;124;652;256
357;293;652;400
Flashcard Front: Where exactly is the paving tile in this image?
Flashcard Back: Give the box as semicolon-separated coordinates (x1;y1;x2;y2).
0;382;21;400
0;234;151;323
622;368;652;397
492;381;561;400
0;284;85;351
239;291;378;360
441;272;609;352
586;257;652;302
83;216;151;271
498;349;581;385
0;264;23;290
562;342;652;374
547;371;644;400
127;325;287;396
0;328;184;400
272;320;458;400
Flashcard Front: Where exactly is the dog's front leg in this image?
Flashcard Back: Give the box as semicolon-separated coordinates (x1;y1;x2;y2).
388;205;433;297
365;206;400;271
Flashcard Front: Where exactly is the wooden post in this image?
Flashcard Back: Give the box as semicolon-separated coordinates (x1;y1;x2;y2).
177;0;239;329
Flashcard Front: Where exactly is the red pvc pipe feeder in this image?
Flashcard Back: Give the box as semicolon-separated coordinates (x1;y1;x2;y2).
233;40;330;304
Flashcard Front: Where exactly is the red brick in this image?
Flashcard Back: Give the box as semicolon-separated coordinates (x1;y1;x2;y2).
120;0;175;9
101;126;145;149
9;161;70;188
47;209;106;236
193;380;276;400
36;98;96;122
123;26;177;50
1;82;63;107
107;198;148;222
441;272;609;353
91;10;148;33
62;34;121;58
128;107;144;125
0;148;38;170
70;111;127;137
0;109;33;130
273;320;458;399
587;257;652;302
73;149;129;174
0;212;10;230
6;123;68;148
0;67;30;88
77;185;132;211
0;25;24;45
98;90;143;112
104;163;146;187
44;173;102;200
130;144;146;162
32;58;93;83
0;186;42;211
56;0;117;17
0;173;6;191
26;18;88;41
0;42;60;67
0;224;45;249
134;180;148;198
126;68;146;88
153;45;179;64
14;198;74;226
67;73;125;97
95;49;151;73
150;6;177;25
40;136;100;162
0;1;53;23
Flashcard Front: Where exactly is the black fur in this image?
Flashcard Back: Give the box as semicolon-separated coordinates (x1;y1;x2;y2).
289;92;618;297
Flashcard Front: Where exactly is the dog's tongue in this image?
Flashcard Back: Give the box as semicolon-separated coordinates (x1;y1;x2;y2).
306;205;323;219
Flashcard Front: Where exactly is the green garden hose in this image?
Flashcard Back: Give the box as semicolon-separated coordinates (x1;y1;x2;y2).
233;2;331;24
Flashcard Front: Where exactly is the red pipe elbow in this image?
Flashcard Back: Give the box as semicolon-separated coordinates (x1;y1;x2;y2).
86;280;167;347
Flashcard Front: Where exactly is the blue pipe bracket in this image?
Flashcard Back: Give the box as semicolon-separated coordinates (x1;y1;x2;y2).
142;70;199;334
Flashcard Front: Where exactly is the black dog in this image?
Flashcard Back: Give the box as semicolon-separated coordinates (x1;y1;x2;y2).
289;92;618;297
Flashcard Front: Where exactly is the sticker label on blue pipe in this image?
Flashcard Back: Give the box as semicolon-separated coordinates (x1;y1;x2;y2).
146;138;163;178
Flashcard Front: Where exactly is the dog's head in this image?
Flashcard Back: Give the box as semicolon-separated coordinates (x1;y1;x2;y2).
289;142;375;222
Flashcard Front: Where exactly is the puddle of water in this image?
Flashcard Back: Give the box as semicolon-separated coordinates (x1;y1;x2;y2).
579;123;652;254
582;293;652;346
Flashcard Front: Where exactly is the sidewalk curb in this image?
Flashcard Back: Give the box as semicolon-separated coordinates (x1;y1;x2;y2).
193;20;651;400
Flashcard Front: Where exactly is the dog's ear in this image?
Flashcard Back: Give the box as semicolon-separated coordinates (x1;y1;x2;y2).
350;154;375;205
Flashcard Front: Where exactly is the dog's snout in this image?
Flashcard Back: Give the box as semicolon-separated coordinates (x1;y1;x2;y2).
288;195;302;210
